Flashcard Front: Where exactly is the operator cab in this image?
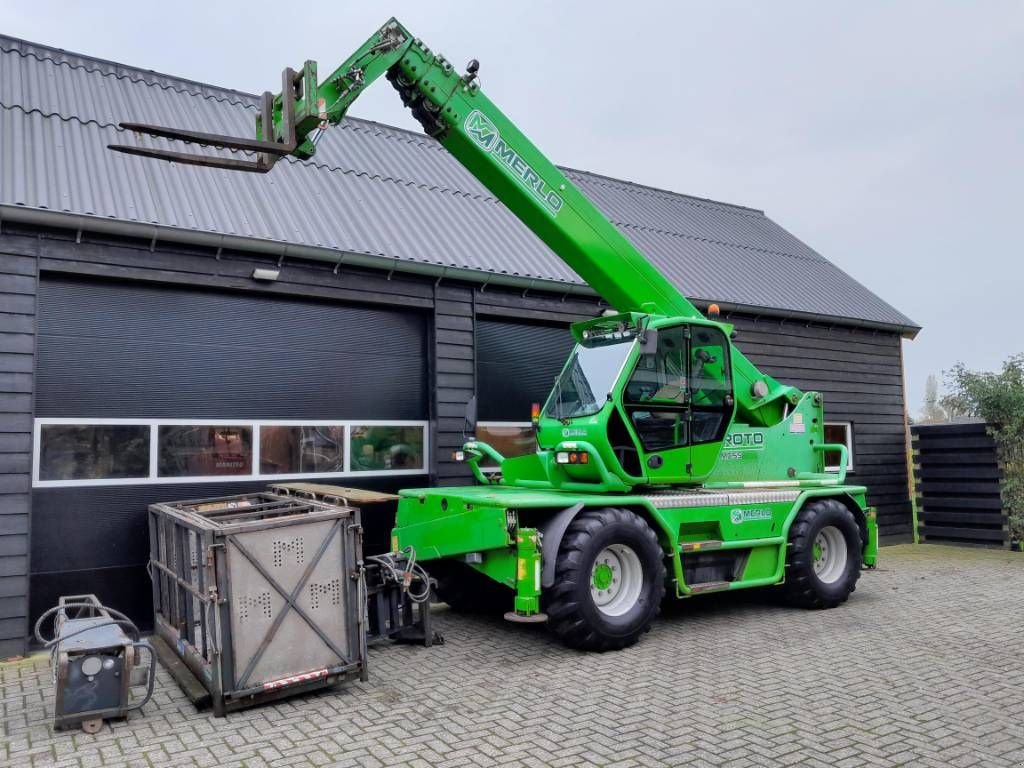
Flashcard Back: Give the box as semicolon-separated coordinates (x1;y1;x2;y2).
540;314;735;486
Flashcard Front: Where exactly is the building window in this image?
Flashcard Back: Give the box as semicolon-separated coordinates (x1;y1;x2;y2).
823;422;854;472
349;425;425;472
260;425;346;475
476;422;536;470
158;425;253;478
33;419;428;487
38;424;149;481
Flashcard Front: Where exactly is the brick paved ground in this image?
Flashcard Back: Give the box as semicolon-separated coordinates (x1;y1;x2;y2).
2;543;1023;768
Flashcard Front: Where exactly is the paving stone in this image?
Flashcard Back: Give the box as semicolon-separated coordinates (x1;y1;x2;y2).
1;544;1022;767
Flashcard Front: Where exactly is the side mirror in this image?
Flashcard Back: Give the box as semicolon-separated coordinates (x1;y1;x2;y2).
641;328;659;355
463;395;478;438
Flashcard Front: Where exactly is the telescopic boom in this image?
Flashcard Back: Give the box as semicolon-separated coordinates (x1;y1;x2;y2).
109;17;798;426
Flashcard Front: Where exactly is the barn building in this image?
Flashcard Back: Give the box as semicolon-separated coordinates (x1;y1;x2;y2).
0;35;919;655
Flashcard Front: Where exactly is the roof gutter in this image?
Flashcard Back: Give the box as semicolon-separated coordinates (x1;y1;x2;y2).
1;205;921;339
1;205;595;296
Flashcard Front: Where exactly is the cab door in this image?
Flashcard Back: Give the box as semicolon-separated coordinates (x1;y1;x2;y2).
621;324;693;483
620;323;734;484
687;325;734;478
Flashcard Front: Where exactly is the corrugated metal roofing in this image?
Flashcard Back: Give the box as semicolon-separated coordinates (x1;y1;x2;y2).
0;34;918;332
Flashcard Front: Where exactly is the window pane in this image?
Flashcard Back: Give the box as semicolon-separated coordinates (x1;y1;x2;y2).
349;426;424;472
823;423;851;470
39;424;149;481
626;327;687;404
545;341;635;419
158;425;252;477
630;411;688;451
477;424;536;468
260;425;345;475
691;327;731;407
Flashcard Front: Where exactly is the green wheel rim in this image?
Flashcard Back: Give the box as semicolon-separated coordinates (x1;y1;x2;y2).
590;544;644;617
592;562;614;590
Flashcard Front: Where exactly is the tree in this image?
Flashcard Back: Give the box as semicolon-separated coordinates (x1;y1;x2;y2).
918;374;947;424
941;354;1024;542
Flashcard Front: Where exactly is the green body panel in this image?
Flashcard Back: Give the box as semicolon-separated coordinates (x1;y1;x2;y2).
245;18;881;614
393;482;874;600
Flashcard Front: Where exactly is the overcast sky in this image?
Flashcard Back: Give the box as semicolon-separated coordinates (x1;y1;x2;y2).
6;1;1022;414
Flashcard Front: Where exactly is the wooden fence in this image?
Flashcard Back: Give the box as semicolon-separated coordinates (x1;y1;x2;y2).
911;421;1009;547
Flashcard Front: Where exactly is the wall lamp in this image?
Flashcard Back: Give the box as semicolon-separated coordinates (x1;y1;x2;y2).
251;267;280;281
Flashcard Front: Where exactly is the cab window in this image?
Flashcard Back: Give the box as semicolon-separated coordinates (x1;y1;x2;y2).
624;327;687;405
690;327;732;444
625;326;689;451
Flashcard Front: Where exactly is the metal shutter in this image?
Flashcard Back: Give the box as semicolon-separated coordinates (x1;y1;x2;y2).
31;276;427;629
476;319;573;421
36;277;427;419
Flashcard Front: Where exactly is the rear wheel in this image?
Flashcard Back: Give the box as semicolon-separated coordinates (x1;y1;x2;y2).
784;499;862;609
546;508;665;651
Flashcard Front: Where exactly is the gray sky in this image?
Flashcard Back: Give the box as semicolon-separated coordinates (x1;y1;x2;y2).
6;1;1022;413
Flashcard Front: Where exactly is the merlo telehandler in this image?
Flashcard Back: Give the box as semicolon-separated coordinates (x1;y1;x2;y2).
110;18;878;651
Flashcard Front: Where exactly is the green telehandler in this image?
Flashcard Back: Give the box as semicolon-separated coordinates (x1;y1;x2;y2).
110;18;878;651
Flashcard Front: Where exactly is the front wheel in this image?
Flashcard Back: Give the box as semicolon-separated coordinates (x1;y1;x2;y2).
783;499;863;609
546;508;666;652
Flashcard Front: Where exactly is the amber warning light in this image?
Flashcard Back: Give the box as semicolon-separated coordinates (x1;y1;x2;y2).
555;451;589;465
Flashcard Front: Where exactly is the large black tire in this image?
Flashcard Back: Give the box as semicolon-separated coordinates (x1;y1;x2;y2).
433;563;512;615
546;508;666;652
783;498;863;609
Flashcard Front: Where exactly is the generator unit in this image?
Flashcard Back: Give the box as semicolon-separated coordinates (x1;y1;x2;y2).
35;595;155;732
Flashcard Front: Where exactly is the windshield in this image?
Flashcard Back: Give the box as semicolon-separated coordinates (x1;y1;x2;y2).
543;341;635;420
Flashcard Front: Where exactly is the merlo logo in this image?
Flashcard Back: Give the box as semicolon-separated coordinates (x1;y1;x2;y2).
464;110;563;216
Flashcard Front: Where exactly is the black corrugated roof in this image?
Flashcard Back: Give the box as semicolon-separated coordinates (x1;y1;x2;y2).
0;34;918;334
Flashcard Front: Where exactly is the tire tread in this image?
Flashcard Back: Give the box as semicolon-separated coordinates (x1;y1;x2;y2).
783;499;862;609
547;508;665;651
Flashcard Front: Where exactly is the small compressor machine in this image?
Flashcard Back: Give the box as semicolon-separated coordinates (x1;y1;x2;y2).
34;594;156;732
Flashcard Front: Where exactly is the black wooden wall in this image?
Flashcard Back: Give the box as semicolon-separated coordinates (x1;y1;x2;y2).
432;285;477;486
0;235;35;658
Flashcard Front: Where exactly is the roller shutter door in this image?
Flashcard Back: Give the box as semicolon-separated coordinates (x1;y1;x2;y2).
31;276;427;627
35;277;427;419
476;319;573;421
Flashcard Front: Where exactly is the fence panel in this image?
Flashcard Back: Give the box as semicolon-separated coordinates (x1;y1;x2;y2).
911;422;1008;547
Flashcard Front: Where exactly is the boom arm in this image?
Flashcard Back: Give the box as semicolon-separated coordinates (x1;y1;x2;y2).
109;18;797;426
